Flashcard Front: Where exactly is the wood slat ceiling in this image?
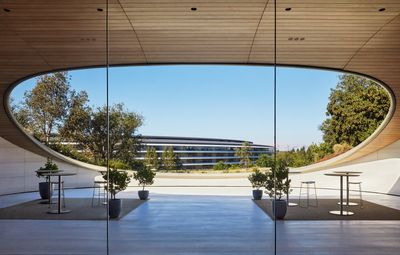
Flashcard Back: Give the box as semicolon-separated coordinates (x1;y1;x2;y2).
0;0;399;167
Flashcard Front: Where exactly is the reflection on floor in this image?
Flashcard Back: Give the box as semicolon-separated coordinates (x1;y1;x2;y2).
0;189;399;255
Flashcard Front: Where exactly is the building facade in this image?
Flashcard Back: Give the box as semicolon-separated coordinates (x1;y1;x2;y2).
137;136;273;169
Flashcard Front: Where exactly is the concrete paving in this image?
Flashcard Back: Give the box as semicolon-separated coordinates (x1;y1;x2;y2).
0;187;399;255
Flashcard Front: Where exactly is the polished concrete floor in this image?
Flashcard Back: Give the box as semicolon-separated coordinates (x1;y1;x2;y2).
0;189;399;255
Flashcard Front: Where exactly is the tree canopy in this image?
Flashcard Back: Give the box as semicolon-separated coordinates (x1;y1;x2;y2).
12;72;143;167
235;142;252;168
18;72;80;143
277;74;389;168
144;146;160;170
61;103;143;165
161;147;181;170
320;74;390;147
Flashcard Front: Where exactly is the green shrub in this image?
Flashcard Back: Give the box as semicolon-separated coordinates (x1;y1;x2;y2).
36;158;59;179
264;160;291;200
133;166;156;191
248;168;267;190
228;164;239;170
49;143;93;165
39;157;59;171
109;159;130;170
256;154;273;168
213;161;229;170
102;167;131;199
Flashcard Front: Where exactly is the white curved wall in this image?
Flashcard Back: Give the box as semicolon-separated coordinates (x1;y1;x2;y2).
342;140;400;165
290;158;400;196
0;137;99;195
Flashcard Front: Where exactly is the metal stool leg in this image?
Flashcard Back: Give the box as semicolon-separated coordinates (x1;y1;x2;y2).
313;182;318;207
48;182;52;209
97;185;101;205
91;183;96;207
358;183;363;208
298;182;303;206
62;182;66;208
103;185;107;204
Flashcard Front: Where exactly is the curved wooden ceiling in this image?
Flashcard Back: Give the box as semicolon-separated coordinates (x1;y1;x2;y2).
1;0;400;167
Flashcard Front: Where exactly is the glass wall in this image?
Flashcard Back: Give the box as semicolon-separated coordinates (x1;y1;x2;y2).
0;1;109;254
275;2;396;254
106;1;277;254
2;1;398;255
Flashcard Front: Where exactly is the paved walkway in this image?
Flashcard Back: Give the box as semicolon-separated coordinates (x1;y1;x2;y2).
0;191;399;254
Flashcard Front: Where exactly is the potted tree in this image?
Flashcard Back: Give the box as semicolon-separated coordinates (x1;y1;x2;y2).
248;168;267;200
36;158;59;199
264;160;291;219
133;166;156;200
102;164;131;219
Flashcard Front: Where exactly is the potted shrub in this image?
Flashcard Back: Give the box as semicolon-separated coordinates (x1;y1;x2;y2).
102;164;131;219
264;160;291;219
133;166;156;200
248;168;267;200
36;158;59;199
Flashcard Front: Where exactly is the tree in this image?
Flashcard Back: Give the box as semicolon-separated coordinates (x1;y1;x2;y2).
162;147;180;170
332;143;353;154
62;103;143;165
21;72;72;143
59;90;90;143
235;142;252;168
102;161;131;200
256;154;273;168
144;146;160;170
133;166;156;191
248;168;268;190
320;74;390;147
306;142;333;163
264;160;290;200
10;97;32;133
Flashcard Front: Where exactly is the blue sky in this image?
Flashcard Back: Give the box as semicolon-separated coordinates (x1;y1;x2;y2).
11;65;340;150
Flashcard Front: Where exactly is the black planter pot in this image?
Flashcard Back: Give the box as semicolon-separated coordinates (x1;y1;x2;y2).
109;199;122;219
39;182;52;199
252;189;263;200
138;190;149;200
272;199;287;219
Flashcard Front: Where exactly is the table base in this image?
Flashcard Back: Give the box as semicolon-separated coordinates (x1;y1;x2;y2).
337;202;358;206
329;210;354;216
48;209;71;214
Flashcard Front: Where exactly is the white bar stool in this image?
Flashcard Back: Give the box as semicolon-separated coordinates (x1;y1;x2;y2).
298;181;318;207
348;181;363;207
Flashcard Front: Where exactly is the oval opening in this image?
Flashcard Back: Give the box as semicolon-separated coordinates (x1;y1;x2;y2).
9;65;392;170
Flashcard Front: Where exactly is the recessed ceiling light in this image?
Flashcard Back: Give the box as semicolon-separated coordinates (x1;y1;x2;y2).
97;8;103;12
379;8;386;12
3;8;11;12
191;7;197;11
288;36;305;41
285;8;291;11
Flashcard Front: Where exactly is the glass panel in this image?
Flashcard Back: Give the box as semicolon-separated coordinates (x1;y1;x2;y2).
108;0;276;254
275;1;397;254
1;1;108;254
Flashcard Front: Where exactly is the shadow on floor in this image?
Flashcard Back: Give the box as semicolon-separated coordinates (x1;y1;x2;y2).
254;199;400;220
0;198;145;220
